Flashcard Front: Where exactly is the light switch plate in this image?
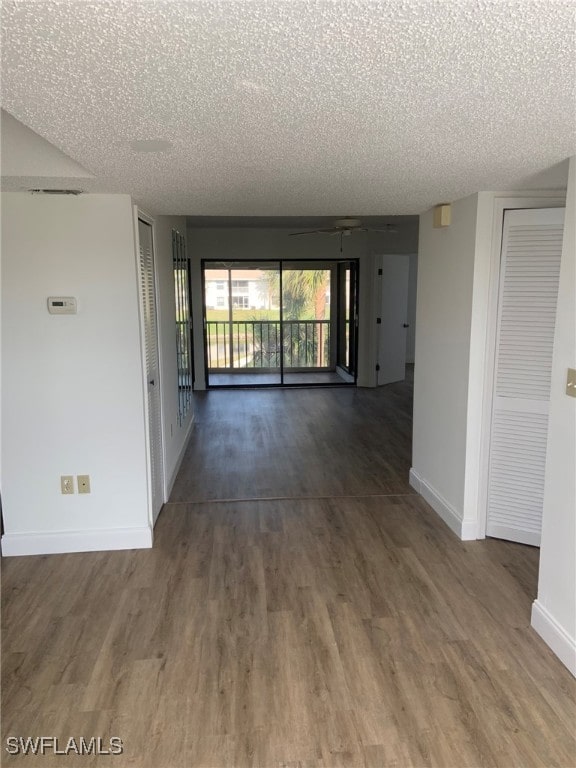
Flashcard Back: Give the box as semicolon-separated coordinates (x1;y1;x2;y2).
566;368;576;398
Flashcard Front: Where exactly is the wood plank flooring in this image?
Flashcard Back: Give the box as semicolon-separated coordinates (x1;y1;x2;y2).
3;377;576;767
170;378;413;503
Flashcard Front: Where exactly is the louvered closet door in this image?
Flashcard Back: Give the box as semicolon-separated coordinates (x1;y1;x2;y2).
486;207;564;546
138;219;164;523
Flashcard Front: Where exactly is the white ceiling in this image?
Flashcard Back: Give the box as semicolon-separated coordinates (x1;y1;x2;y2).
1;0;574;216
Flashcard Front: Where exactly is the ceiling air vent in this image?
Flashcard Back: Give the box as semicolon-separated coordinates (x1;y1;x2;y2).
28;188;84;195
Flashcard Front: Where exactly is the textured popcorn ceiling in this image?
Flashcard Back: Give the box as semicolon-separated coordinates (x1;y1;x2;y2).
1;0;575;215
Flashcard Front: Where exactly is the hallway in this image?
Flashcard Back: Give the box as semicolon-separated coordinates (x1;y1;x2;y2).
170;376;414;503
2;379;575;767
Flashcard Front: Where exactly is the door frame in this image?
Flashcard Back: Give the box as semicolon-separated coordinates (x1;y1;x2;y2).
133;207;166;527
200;258;359;388
476;194;566;539
336;260;359;382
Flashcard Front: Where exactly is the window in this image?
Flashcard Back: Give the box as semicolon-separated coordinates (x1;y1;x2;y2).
216;296;225;307
172;229;192;424
232;296;249;309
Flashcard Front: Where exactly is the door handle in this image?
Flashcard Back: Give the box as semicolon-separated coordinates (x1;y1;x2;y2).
149;379;155;386
403;323;410;328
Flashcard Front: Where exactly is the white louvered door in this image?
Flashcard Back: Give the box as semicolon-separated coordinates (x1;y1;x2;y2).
486;207;564;546
138;219;164;524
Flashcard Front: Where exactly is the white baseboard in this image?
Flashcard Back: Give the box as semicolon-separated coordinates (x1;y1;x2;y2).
531;600;576;677
409;468;476;541
1;526;153;557
165;413;195;502
408;467;422;493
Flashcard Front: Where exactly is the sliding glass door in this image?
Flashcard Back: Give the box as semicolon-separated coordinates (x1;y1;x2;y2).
202;259;359;387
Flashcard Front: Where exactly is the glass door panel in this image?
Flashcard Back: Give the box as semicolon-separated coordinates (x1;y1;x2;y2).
203;261;281;386
281;264;332;385
230;265;281;385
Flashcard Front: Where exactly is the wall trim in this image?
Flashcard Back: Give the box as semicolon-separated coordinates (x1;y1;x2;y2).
165;413;195;501
409;468;476;540
1;526;153;557
531;599;576;677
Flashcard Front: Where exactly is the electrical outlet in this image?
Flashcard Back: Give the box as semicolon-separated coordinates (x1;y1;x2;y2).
77;475;91;494
61;475;74;494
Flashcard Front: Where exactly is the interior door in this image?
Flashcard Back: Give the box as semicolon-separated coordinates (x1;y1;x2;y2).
486;207;565;546
377;254;410;385
138;218;164;524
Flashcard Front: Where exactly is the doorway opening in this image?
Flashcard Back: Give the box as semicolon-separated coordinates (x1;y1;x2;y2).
202;259;359;387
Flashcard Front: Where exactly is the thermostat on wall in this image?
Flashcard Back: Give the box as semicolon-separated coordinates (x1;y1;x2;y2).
47;297;77;314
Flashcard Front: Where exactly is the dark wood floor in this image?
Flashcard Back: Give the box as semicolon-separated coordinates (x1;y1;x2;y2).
3;376;576;767
170;377;413;503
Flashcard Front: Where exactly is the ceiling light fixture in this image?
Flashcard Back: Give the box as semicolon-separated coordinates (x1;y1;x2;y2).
290;218;399;237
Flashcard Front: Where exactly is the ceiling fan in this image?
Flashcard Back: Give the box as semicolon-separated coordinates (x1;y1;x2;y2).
289;217;398;237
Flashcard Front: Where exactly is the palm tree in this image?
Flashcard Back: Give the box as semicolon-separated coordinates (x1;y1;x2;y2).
260;269;329;320
282;269;329;321
259;268;330;366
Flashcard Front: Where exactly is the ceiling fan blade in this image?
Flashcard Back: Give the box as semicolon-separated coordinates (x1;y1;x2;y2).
371;226;399;233
288;228;340;236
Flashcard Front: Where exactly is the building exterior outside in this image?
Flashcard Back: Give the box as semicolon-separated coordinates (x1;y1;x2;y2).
204;269;274;311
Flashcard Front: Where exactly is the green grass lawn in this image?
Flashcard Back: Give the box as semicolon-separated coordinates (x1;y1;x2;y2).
205;309;280;321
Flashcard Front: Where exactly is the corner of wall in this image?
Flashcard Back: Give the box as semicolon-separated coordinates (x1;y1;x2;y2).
531;600;576;676
409;468;476;541
532;155;576;676
412;195;479;534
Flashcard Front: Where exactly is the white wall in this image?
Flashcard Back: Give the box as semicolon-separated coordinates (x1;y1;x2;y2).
186;226;418;388
153;216;195;499
532;157;576;675
1;192;151;555
411;195;479;538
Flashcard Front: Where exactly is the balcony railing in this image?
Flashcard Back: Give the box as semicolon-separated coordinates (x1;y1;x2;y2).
206;320;330;371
